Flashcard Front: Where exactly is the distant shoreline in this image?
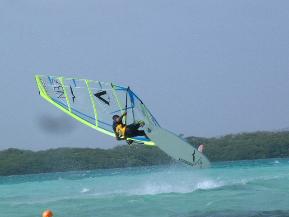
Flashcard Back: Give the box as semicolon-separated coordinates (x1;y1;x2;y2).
1;131;289;176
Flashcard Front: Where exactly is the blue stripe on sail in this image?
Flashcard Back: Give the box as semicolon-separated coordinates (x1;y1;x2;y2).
52;98;112;128
52;98;69;110
128;89;135;106
133;136;151;142
73;79;77;87
98;120;112;127
114;87;127;91
48;76;53;85
110;106;134;114
112;84;127;91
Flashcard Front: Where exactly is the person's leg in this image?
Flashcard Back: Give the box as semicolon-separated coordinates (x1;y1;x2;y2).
125;128;136;138
133;130;146;137
127;123;141;131
126;128;148;139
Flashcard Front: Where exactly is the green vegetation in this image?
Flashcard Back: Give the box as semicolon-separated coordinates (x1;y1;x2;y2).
0;146;172;176
1;131;289;176
187;131;289;161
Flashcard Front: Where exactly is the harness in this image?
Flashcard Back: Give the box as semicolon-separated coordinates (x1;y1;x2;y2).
115;124;127;138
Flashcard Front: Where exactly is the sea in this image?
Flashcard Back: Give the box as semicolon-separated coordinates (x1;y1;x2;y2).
1;158;289;217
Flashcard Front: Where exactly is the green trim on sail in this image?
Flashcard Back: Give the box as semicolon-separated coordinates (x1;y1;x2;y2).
35;75;48;97
111;83;125;115
59;77;71;112
86;80;99;127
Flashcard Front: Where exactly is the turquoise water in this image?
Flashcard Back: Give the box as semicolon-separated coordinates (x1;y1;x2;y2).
1;158;289;217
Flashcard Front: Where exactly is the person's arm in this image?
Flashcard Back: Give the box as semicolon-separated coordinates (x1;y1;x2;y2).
116;112;127;124
114;131;126;140
120;111;127;120
114;132;122;140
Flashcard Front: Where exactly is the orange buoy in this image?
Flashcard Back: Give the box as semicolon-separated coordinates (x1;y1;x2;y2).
42;210;53;217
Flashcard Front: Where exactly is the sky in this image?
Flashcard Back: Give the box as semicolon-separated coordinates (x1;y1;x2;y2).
0;0;289;150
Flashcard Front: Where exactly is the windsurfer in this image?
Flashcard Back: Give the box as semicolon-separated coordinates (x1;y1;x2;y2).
112;112;148;142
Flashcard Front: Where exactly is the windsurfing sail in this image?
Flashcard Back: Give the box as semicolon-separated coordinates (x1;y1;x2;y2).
35;75;211;168
35;75;158;145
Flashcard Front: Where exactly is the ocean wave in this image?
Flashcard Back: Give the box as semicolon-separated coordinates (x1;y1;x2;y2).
90;174;289;197
70;167;289;197
82;178;225;197
11;173;287;205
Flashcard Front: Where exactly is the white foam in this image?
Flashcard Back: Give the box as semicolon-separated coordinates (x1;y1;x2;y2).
123;179;223;196
81;188;90;193
196;180;223;190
